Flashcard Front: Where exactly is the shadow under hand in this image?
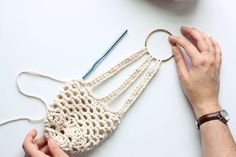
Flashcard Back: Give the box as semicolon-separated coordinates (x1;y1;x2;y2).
145;0;199;15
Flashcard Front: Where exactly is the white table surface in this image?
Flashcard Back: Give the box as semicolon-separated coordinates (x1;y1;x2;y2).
0;0;236;156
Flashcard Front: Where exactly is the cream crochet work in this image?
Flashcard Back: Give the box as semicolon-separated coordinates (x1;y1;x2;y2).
0;47;162;154
0;29;173;154
44;48;161;153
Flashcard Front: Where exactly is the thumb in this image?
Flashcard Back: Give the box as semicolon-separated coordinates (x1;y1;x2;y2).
172;46;188;78
48;139;68;157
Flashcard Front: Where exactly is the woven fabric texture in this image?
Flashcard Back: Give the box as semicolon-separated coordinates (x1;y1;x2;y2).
44;48;161;153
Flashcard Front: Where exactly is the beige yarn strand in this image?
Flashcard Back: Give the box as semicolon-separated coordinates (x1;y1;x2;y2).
0;71;67;126
118;60;161;117
98;54;153;103
85;48;148;88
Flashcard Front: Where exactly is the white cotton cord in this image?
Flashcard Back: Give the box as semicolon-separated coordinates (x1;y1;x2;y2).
0;71;67;126
0;116;45;126
85;48;148;88
118;59;162;117
98;54;153;103
16;71;67;109
17;71;67;85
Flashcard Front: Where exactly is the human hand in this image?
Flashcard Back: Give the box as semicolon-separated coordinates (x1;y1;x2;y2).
22;129;69;157
168;26;222;118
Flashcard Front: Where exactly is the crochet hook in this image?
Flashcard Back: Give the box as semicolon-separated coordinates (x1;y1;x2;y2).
82;29;128;80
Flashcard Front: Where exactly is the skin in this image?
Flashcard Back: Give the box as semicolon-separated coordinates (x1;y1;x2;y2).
23;26;236;157
22;129;68;157
169;26;236;157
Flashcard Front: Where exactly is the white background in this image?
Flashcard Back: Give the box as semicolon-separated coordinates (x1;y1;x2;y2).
0;0;236;157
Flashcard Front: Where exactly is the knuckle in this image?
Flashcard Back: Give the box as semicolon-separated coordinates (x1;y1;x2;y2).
191;57;201;66
210;43;215;48
198;57;207;66
208;57;215;66
199;56;215;66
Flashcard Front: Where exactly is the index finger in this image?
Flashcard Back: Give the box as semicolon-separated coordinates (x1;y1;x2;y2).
22;129;39;156
169;35;200;61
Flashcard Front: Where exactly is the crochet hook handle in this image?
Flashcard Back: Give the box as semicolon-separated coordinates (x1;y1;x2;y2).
82;29;128;80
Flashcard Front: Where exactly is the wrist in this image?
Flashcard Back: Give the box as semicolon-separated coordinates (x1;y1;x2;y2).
192;100;221;119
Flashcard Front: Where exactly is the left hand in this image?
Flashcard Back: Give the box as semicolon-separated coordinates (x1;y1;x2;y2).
22;129;69;157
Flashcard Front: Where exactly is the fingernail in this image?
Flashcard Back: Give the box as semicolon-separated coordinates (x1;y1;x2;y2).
31;128;37;134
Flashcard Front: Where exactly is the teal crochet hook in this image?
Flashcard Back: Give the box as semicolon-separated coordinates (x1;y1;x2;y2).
82;29;128;80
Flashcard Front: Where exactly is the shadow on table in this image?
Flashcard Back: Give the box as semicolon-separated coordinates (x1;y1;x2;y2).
145;0;199;15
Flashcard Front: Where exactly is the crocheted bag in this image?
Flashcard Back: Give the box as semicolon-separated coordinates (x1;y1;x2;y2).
0;29;173;154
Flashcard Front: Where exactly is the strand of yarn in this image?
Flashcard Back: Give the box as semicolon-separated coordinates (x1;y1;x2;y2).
17;71;67;107
85;48;147;88
98;54;153;103
0;71;67;126
118;60;161;117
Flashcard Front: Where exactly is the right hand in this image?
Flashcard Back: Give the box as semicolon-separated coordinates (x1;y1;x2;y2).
22;129;69;157
168;26;222;118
